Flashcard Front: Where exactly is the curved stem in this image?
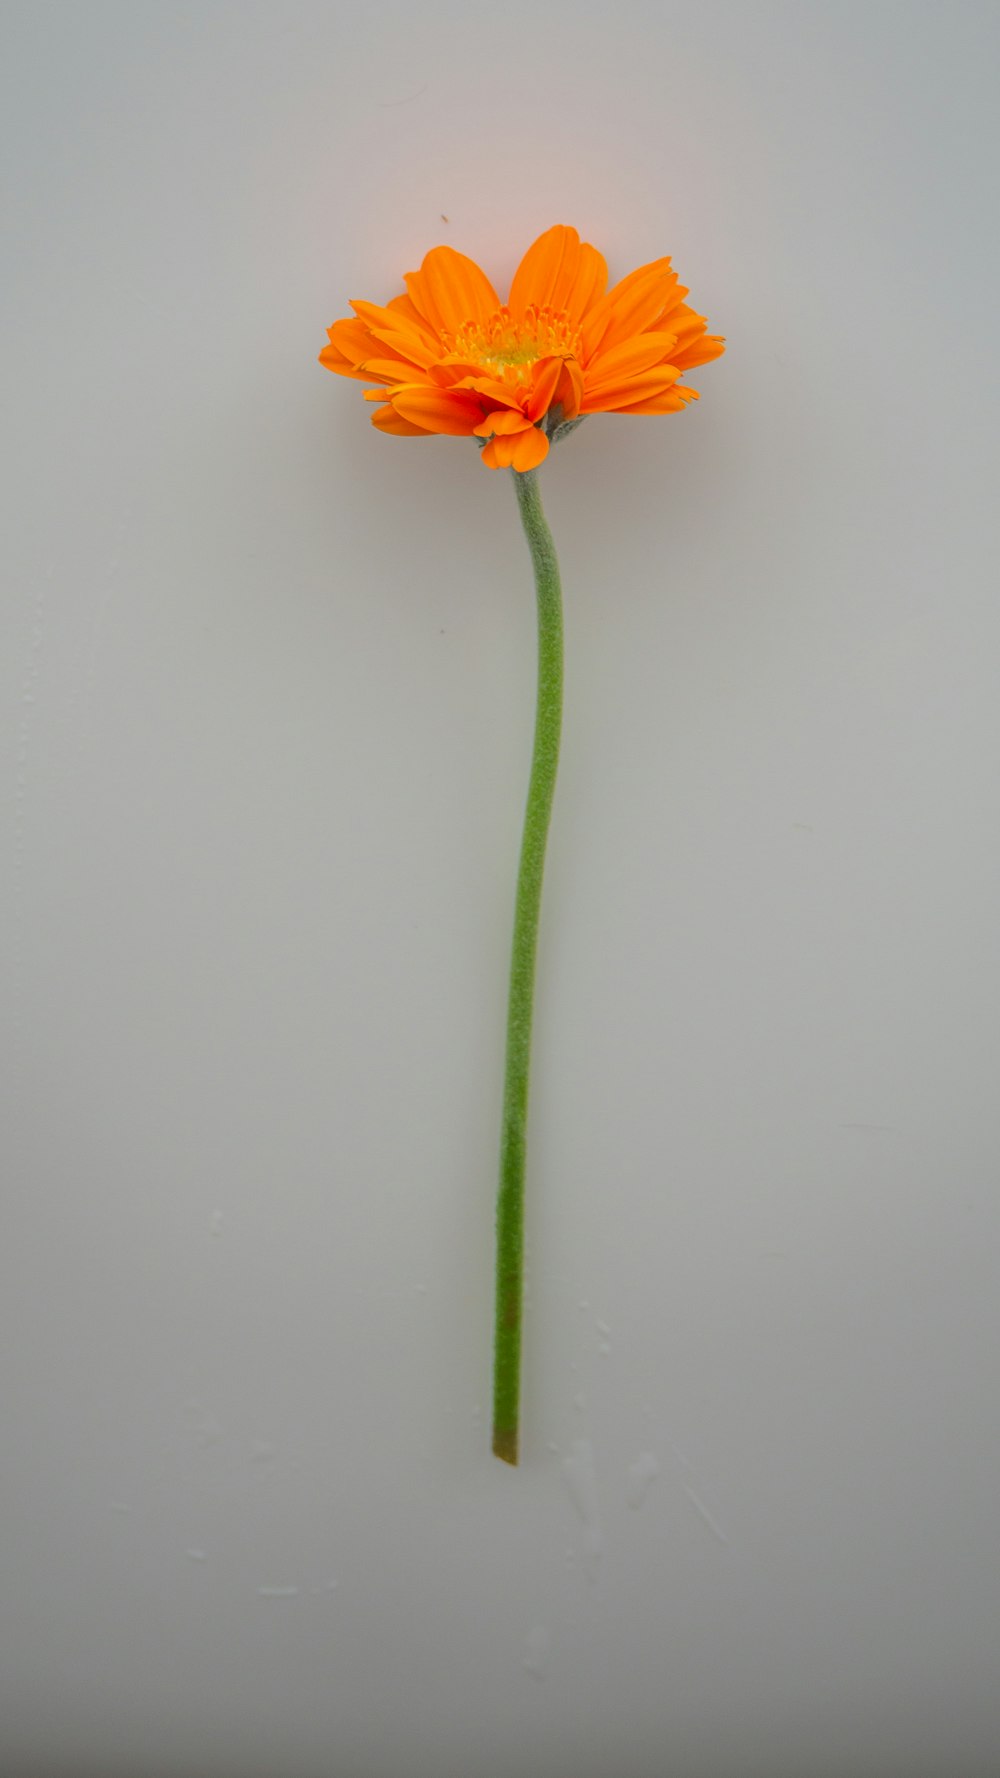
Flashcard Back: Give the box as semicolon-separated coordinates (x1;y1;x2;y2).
492;467;564;1465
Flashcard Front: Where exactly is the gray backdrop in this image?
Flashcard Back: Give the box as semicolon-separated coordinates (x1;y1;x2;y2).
3;3;999;1775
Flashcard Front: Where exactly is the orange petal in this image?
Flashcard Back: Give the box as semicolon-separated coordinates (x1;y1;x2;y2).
525;354;567;422
476;422;548;471
611;386;700;414
582;259;680;359
508;225;575;314
595;255;672;307
565;242;609;322
319;345;373;383
386;290;439;343
472;408;533;438
368;333;439;372
431;357;527;398
585;332;679;389
388;385;485;434
552;358;584;421
445;374;526;410
671;332;726;372
404;246;500;335
320;316;381;381
371;404;434;436
580;367;682;414
432;353;494;381
510;426;549;471
350;300;440;369
325;316;374;361
490;433;517;468
666;303;707;343
507;225;607;320
356;356;435;385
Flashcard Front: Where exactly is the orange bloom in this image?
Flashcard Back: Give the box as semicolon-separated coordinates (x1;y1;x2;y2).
319;225;724;470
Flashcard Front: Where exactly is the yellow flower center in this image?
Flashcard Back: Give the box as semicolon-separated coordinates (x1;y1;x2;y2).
448;305;581;383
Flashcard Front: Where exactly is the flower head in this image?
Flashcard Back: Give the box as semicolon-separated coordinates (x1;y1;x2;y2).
320;225;724;470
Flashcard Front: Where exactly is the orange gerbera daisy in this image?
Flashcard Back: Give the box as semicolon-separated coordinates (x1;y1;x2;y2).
320;224;724;470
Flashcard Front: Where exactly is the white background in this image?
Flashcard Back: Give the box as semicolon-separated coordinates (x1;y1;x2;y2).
3;3;1000;1774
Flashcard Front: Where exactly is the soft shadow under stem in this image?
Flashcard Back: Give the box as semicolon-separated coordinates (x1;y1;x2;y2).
492;467;564;1466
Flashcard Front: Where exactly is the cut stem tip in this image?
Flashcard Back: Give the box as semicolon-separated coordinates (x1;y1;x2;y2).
492;1425;520;1466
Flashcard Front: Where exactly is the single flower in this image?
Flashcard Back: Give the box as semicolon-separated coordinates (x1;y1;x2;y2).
320;224;724;470
319;227;723;1466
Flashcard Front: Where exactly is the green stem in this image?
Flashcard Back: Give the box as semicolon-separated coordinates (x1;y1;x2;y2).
492;466;564;1466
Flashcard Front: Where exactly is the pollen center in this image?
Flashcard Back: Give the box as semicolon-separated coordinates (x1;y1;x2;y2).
448;305;581;383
